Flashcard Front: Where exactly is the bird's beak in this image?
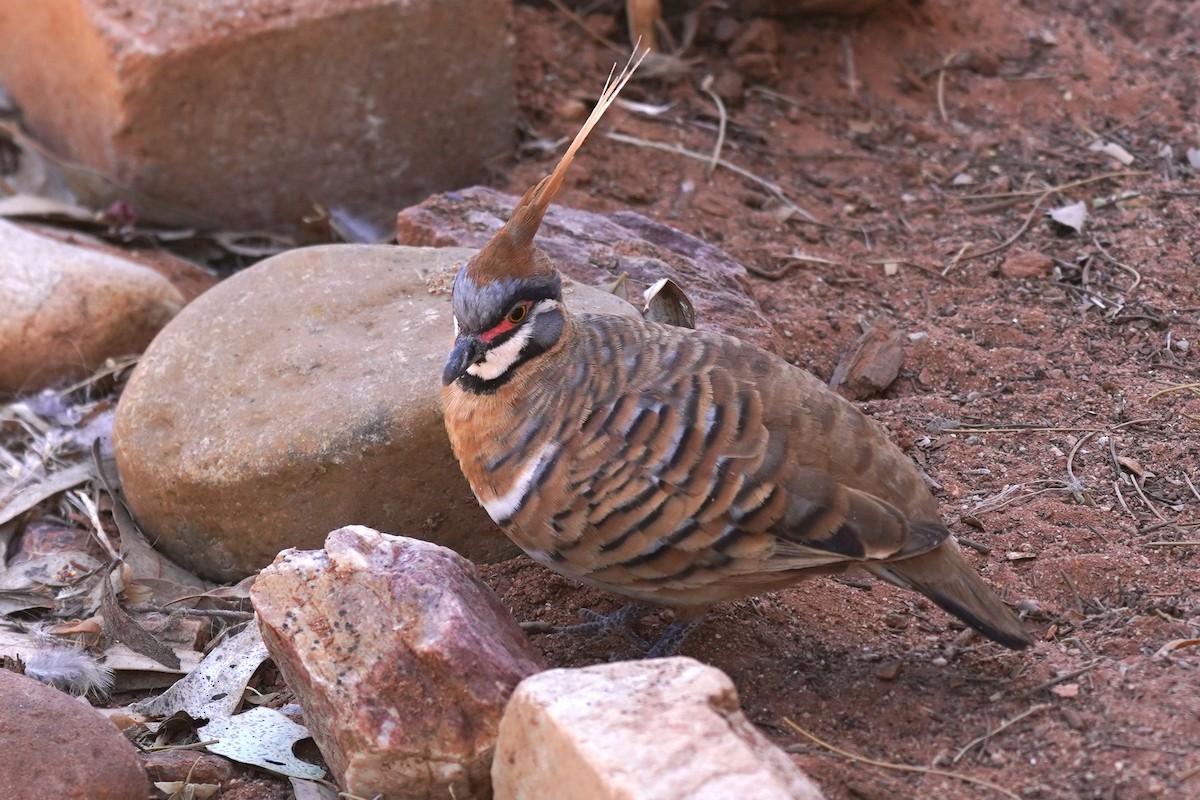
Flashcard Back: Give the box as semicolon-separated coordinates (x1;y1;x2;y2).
442;334;486;385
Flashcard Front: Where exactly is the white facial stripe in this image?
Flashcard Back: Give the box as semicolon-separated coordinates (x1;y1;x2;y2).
467;323;533;380
481;442;557;524
465;299;557;382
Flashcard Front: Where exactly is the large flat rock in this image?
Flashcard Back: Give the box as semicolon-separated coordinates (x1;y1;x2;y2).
113;244;639;580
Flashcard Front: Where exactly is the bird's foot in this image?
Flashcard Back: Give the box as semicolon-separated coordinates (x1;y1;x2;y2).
522;605;705;658
521;603;650;650
644;618;702;658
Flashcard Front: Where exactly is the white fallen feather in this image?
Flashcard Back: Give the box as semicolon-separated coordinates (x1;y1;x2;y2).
23;646;114;695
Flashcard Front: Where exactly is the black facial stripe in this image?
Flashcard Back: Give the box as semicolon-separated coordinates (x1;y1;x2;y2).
454;303;564;396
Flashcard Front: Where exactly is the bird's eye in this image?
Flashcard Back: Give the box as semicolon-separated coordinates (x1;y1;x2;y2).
507;303;529;324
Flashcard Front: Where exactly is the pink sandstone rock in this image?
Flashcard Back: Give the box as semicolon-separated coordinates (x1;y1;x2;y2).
493;657;826;800
252;526;543;800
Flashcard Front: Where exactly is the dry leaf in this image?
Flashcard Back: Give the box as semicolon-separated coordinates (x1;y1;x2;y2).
0;194;97;223
1115;455;1153;478
200;706;324;780
1154;638;1200;659
642;278;696;329
154;780;220;800
132;623;269;719
1088;140;1135;166
1047;201;1087;232
100;570;180;669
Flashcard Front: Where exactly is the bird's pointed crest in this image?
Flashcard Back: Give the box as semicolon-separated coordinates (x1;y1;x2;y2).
464;47;648;286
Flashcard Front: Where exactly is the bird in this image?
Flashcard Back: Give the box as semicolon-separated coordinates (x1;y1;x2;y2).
441;50;1032;657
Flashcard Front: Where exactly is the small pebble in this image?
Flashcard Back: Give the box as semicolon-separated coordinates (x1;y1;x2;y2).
1061;706;1086;731
874;660;903;681
931;657;949;667
556;98;589;121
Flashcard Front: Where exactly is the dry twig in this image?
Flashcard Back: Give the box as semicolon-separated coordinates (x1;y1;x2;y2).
544;0;626;54
783;718;1021;800
944;190;1051;274
936;53;955;123
698;75;727;178
953;704;1051;764
957;172;1149;201
1016;659;1103;700
608;131;817;221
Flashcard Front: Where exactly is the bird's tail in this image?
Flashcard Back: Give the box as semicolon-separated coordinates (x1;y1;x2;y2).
864;540;1032;650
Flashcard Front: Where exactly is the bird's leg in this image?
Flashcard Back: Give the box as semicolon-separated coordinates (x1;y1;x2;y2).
521;603;651;650
644;617;703;658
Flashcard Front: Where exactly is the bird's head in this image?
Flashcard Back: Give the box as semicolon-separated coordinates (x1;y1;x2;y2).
441;233;566;392
442;47;646;394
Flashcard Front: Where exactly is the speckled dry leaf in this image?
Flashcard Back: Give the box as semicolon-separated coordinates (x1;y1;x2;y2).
200;706;324;780
131;623;269;720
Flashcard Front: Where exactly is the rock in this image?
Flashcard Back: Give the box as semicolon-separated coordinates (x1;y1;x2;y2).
0;219;183;395
493;657;825;800
113;245;638;580
0;668;149;799
829;318;905;400
252;527;542;800
141;750;236;788
24;224;219;303
999;250;1054;280
0;0;514;234
395;186;781;354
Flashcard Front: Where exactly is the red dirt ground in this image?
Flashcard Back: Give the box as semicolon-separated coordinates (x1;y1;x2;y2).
476;1;1200;798
8;2;1197;799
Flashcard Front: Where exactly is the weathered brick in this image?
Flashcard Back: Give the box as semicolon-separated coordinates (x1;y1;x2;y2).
0;0;514;234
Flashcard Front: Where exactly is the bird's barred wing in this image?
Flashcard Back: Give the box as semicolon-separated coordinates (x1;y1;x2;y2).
545;321;950;588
